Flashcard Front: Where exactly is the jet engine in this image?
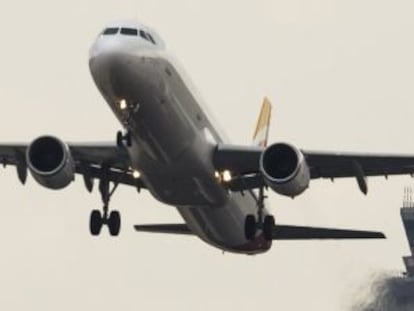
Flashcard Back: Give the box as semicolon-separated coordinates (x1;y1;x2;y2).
260;143;310;196
26;136;75;189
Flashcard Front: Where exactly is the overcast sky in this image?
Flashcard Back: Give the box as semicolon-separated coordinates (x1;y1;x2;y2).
0;1;413;310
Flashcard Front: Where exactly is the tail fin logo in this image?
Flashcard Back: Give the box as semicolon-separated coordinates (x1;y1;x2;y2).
252;97;272;147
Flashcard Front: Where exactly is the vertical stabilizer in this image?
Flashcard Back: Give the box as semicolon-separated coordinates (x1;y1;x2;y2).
252;97;272;147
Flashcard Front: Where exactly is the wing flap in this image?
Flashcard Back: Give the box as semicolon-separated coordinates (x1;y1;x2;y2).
69;142;130;170
76;164;145;188
272;225;385;240
226;174;263;192
0;144;26;166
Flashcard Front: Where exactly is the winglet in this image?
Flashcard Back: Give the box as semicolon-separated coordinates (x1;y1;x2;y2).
252;97;272;147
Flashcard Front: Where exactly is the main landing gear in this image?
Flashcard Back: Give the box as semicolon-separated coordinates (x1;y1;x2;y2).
90;209;120;236
89;165;122;236
244;187;275;241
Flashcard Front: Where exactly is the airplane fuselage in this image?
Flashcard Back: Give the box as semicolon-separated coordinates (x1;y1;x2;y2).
89;21;271;254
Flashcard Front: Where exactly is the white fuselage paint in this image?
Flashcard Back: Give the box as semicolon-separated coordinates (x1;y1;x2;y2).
89;21;271;254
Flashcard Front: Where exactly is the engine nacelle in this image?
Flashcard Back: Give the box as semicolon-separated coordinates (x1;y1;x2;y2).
260;143;310;197
26;136;75;189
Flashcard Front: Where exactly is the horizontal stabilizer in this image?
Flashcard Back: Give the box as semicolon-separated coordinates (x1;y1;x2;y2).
134;224;193;235
272;225;385;240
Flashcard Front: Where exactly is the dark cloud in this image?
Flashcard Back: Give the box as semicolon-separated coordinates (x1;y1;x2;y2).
352;272;414;311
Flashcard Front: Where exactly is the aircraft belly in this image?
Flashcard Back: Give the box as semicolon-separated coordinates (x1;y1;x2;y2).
120;57;197;161
91;50;271;253
177;193;271;254
100;54;229;206
133;135;229;206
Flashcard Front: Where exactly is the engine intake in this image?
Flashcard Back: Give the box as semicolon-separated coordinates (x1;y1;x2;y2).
260;143;310;196
26;136;75;189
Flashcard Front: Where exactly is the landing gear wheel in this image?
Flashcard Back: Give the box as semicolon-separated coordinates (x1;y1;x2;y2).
116;130;132;148
245;214;257;240
92;165;124;236
90;210;103;236
263;215;275;241
125;131;132;147
116;131;123;147
108;210;121;236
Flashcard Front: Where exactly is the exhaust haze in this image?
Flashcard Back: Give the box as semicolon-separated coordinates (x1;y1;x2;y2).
352;272;414;311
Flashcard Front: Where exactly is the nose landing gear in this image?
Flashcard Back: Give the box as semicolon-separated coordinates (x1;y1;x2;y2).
116;98;139;148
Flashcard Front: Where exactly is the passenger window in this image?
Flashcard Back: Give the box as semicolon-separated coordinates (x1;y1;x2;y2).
103;28;119;35
120;28;138;36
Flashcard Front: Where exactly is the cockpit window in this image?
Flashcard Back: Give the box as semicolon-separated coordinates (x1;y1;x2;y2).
103;28;119;35
139;30;156;45
120;28;138;36
146;33;156;44
139;30;149;40
103;26;156;44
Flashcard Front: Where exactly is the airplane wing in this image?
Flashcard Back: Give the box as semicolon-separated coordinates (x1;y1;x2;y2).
213;144;414;192
304;151;414;179
0;142;145;190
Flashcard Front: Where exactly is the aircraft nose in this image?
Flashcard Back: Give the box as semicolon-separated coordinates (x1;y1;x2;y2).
89;36;125;66
88;34;161;104
88;36;137;87
88;37;133;100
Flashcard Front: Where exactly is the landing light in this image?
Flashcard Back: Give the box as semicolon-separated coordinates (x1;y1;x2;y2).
222;170;232;183
132;170;141;179
119;99;128;110
215;170;232;183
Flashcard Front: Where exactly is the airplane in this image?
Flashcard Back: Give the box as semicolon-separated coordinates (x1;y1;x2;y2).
3;20;414;255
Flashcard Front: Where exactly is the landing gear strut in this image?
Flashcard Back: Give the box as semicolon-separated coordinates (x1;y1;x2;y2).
244;186;275;241
116;98;136;148
116;130;132;148
89;165;122;236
